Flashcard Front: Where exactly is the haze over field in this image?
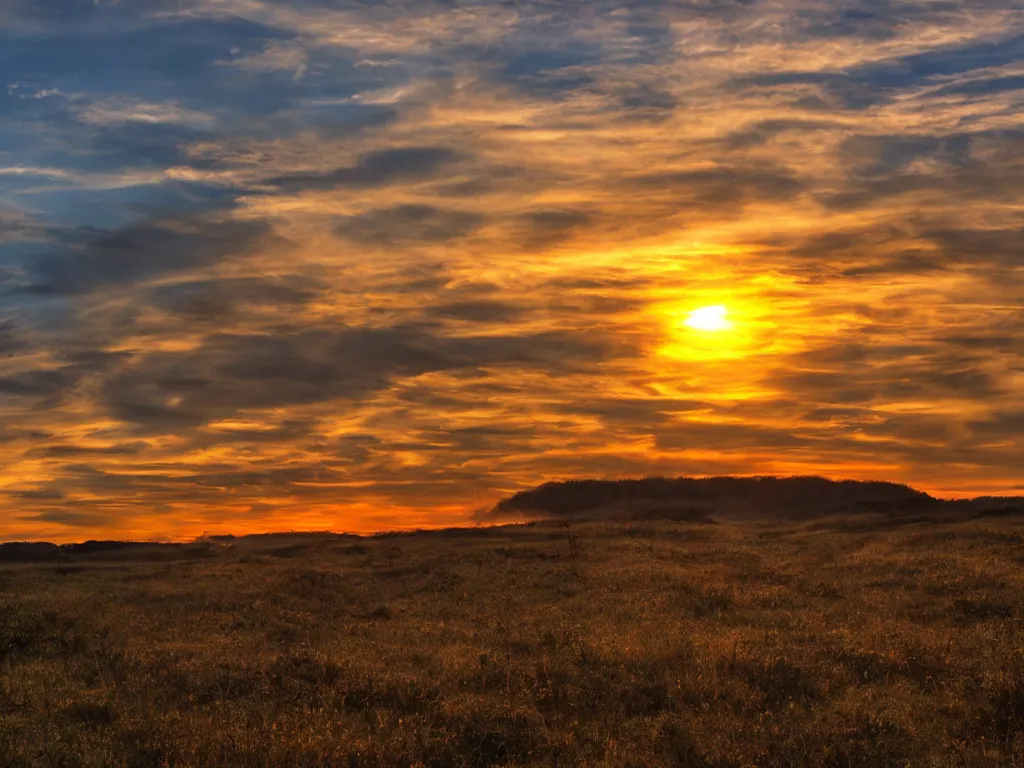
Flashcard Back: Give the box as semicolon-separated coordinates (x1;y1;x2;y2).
1;1;1023;541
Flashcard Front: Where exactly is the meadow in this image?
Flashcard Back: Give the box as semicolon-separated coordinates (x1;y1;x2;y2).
1;514;1023;767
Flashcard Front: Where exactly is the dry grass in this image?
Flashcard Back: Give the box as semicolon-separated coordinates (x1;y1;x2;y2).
2;516;1024;766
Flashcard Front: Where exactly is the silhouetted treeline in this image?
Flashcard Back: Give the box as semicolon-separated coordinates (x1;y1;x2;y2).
0;542;60;563
491;476;945;521
0;540;196;564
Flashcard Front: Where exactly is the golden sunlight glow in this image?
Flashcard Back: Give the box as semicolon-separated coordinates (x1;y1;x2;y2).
684;305;733;332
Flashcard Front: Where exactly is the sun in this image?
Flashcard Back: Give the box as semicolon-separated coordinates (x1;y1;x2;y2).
684;304;733;332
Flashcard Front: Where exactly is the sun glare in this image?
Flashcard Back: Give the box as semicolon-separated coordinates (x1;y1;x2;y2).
684;305;733;332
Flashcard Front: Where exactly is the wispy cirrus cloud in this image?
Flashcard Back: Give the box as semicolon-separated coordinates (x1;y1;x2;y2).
71;96;217;129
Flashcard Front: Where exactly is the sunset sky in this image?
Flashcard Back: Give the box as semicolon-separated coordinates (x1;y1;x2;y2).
1;0;1022;541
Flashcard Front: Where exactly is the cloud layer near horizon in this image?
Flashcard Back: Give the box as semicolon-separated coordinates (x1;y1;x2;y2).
1;0;1022;540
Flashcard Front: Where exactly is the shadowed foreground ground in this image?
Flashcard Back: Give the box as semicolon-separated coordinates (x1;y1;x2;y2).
2;517;1023;766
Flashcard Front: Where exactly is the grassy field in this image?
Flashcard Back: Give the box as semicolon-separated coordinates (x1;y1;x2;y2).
2;515;1023;767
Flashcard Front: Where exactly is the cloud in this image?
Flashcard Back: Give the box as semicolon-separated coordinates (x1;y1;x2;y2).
425;300;527;323
724;119;846;149
0;368;78;409
97;323;625;430
628;166;805;211
29;443;146;458
924;224;1024;270
224;41;310;80
515;209;593;249
145;275;323;321
336;204;483;246
26;215;273;294
0;319;27;356
0;207;44;242
968;410;1024;439
71;96;217;129
265;146;462;191
841;253;946;278
730;32;1024;109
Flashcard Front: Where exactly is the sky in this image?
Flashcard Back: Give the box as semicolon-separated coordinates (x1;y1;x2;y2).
1;0;1022;542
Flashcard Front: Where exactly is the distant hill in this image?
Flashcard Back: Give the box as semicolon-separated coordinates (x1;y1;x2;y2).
0;539;217;564
489;476;975;522
2;478;1022;558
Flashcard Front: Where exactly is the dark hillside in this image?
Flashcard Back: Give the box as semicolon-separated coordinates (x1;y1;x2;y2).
956;496;1024;514
490;476;943;522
